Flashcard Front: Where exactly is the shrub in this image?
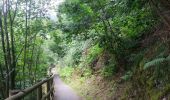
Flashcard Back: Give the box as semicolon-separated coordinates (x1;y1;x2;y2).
82;67;92;78
121;71;132;81
59;67;74;78
101;64;118;78
86;43;103;64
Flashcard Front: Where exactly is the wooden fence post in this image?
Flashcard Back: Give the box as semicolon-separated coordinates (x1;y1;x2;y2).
50;78;54;99
37;86;42;100
47;80;50;100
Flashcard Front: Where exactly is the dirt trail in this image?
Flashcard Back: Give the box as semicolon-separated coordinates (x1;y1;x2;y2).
53;74;81;100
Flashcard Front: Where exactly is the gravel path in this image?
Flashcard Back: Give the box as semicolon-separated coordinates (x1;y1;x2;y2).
53;74;81;100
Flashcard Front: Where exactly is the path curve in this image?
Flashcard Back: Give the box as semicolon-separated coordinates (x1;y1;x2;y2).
53;74;81;100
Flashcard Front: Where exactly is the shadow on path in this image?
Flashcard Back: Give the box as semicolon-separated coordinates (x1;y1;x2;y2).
53;74;81;100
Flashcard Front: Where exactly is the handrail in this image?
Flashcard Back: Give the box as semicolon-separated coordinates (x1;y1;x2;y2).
5;76;54;100
42;85;54;100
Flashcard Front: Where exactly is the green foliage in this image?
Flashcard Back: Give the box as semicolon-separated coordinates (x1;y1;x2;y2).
62;40;85;67
83;68;92;78
114;9;155;38
0;0;164;99
144;58;165;70
54;0;170;99
80;67;92;78
144;55;170;70
49;30;66;58
101;64;117;78
86;44;103;64
121;71;132;81
59;67;74;78
0;1;58;97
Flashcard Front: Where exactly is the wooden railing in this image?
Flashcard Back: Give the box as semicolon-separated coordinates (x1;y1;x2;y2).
5;76;54;100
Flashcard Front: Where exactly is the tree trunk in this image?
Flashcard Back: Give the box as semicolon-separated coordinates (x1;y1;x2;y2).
23;0;28;88
0;7;9;97
8;0;19;90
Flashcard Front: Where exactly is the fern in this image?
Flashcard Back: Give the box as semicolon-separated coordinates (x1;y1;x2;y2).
144;55;170;70
121;71;132;81
166;55;170;61
144;58;164;70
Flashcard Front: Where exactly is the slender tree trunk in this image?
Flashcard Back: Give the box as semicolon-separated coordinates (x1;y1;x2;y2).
3;0;12;93
23;0;28;88
27;0;33;85
8;0;18;90
34;46;41;82
29;37;36;84
0;2;9;96
0;63;5;98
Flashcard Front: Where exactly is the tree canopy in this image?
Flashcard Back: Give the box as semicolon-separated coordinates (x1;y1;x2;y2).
1;0;170;99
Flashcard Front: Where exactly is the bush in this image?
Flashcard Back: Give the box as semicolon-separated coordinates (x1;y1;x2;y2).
59;67;74;78
101;64;118;78
86;43;103;64
81;67;92;78
121;71;132;81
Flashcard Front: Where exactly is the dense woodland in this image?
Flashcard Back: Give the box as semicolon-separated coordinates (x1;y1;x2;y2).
0;0;56;99
0;0;170;99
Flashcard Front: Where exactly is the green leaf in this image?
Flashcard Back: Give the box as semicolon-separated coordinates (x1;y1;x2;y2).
144;58;165;70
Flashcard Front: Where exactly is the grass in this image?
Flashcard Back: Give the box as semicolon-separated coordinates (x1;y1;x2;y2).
65;72;116;100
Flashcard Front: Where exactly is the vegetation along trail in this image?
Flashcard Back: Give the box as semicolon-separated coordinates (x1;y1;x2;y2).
1;0;170;100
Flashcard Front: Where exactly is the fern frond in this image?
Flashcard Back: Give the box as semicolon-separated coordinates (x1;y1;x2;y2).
144;58;165;70
166;55;170;61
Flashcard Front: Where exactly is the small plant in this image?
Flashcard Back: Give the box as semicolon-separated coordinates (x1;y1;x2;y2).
143;55;170;70
86;43;103;64
121;71;132;81
82;67;92;78
101;64;117;78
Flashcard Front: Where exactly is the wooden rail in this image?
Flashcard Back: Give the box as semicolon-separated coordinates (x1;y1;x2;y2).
5;76;54;100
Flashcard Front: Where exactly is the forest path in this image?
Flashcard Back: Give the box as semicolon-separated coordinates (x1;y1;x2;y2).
52;71;81;100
